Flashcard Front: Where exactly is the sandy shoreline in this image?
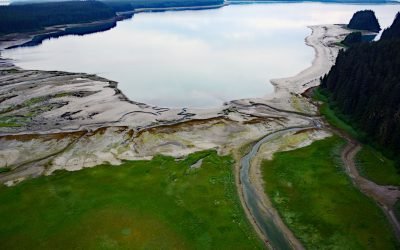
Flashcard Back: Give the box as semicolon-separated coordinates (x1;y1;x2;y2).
230;24;350;114
0;15;349;136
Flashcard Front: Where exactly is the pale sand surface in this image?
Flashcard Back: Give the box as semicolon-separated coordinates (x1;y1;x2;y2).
0;25;349;136
0;23;350;249
0;24;349;183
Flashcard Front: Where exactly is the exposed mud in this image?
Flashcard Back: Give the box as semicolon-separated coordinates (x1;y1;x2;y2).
0;23;352;249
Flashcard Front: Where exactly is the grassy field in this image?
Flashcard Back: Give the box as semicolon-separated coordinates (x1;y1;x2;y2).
313;88;361;139
356;146;400;186
0;150;262;249
314;87;400;186
261;136;398;249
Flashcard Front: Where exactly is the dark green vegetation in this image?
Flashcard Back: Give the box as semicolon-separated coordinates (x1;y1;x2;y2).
320;33;400;153
319;11;400;184
316;85;400;187
0;167;11;173
0;1;116;35
101;1;136;12
342;31;362;46
356;146;400;186
340;31;376;47
381;12;400;40
0;0;224;37
313;88;361;139
262;136;398;249
0;150;262;249
14;21;117;48
348;10;381;32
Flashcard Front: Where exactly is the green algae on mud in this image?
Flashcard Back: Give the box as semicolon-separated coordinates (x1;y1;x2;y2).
0;150;262;249
261;136;398;249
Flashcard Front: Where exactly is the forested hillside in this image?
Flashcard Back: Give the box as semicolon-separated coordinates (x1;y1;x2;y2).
0;1;116;35
341;32;362;46
320;15;400;153
381;12;400;40
347;10;381;32
0;0;225;35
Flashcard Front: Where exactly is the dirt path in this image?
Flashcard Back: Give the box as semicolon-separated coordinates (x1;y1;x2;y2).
340;137;400;240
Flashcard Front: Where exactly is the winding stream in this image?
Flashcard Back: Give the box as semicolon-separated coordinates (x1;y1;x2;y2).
240;127;311;249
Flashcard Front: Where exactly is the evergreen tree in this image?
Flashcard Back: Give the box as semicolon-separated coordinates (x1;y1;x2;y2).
381;12;400;40
0;1;116;35
342;32;362;46
348;10;381;32
321;34;400;153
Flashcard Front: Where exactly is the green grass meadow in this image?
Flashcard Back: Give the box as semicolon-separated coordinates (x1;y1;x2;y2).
356;146;400;186
313;88;360;139
0;150;262;250
261;136;398;249
314;87;400;186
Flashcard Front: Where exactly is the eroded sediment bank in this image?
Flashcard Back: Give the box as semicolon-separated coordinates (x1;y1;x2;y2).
0;22;351;249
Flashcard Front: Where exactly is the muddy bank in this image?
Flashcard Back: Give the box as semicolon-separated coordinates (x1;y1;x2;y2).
238;128;332;249
0;24;350;136
0;115;310;185
0;23;350;249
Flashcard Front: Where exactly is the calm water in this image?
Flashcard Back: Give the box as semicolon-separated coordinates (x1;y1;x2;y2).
3;3;399;107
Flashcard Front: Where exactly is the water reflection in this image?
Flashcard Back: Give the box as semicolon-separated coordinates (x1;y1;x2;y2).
4;3;399;107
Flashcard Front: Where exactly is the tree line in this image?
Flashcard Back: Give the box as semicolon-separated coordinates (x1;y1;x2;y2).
110;0;223;9
0;0;224;35
320;12;400;155
0;1;116;35
381;12;400;40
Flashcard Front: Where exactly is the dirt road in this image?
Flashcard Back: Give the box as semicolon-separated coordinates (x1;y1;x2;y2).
341;137;400;240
